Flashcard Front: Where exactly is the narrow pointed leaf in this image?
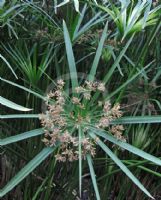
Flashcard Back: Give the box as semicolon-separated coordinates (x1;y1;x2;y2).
106;60;153;100
103;35;134;83
0;77;45;100
63;21;78;90
0;147;56;197
78;127;82;197
86;154;101;200
0;54;18;79
112;116;161;124
89;132;153;199
88;23;108;81
73;4;87;40
0;96;32;111
75;13;106;40
91;128;161;166
0;129;44;146
74;0;79;12
55;0;69;8
0;114;39;119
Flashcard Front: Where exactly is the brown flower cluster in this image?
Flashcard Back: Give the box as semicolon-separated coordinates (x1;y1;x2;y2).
55;132;96;162
97;101;122;128
39;79;125;162
75;80;105;97
96;101;126;141
39;79;66;148
110;125;126;142
39;79;97;162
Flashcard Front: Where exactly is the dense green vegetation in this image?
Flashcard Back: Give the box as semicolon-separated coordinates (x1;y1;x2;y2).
0;0;161;199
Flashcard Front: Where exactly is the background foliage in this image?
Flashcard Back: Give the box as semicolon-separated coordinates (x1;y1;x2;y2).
0;0;161;199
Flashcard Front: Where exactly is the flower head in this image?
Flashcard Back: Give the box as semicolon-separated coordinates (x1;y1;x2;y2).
97;82;105;92
39;79;125;162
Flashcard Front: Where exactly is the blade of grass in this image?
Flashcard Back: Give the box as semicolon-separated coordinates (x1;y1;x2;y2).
0;96;32;111
63;20;78;91
112;115;161;124
73;0;79;12
26;1;60;28
0;114;39;119
125;160;161;178
103;35;134;83
0;54;18;79
90;35;134;104
32;178;48;200
88;22;108;81
0;77;45;100
0;146;57;198
90;128;161;166
86;154;101;200
72;4;87;40
78;127;82;198
0;128;44;146
106;60;154;100
89;132;154;199
74;12;107;40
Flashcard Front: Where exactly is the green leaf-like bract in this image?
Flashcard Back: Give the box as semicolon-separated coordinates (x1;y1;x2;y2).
89;132;154;199
0;129;44;146
0;147;57;197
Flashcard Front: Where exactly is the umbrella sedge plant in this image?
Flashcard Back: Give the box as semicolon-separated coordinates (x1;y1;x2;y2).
1;21;161;199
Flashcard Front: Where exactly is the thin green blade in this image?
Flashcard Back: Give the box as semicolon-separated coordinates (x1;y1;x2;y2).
0;147;56;197
0;129;44;146
112;116;161;124
103;35;134;83
78;127;82;197
63;20;78;90
0;77;45;100
0;96;32;111
89;132;154;199
0;114;39;119
0;54;18;79
88;23;108;81
86;154;101;200
91;128;161;166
